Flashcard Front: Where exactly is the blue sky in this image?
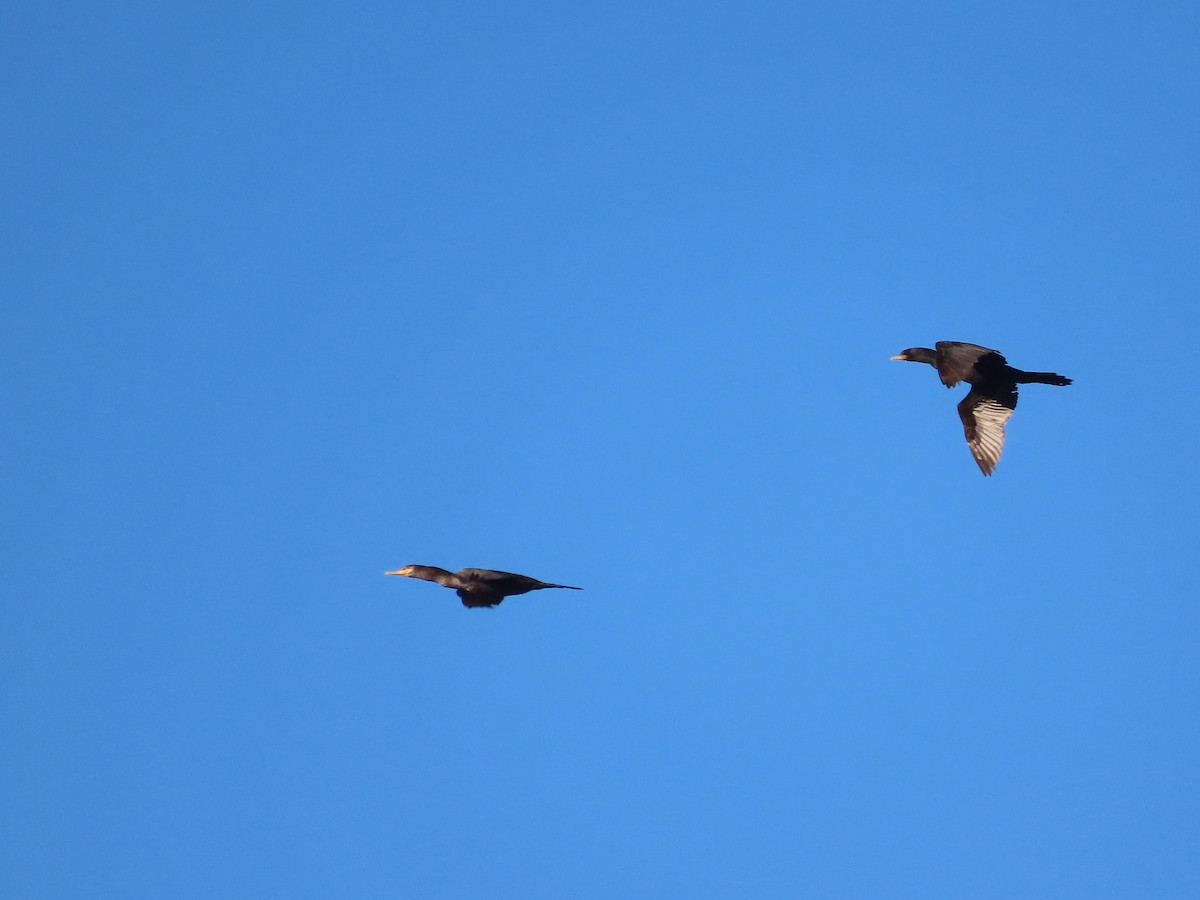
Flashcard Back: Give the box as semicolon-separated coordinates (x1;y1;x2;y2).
4;1;1199;896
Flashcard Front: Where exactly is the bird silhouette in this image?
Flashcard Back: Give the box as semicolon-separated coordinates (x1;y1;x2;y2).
386;565;583;608
891;341;1071;475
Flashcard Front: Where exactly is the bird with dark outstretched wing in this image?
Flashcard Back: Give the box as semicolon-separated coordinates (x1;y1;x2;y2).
386;564;583;608
891;341;1071;476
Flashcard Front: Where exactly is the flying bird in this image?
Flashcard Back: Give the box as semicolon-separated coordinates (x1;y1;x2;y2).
386;565;583;608
890;341;1072;475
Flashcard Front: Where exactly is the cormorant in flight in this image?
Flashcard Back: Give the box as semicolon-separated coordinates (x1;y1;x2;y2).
890;341;1072;475
386;565;583;608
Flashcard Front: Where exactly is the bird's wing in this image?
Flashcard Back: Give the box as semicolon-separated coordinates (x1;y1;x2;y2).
458;568;523;582
935;341;1006;387
458;568;543;594
457;587;503;608
957;384;1017;476
458;566;525;588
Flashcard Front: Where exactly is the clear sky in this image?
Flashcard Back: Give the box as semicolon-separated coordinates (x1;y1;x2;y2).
4;1;1199;897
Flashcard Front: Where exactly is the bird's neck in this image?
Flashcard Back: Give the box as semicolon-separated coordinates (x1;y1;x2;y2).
412;566;462;588
905;347;938;366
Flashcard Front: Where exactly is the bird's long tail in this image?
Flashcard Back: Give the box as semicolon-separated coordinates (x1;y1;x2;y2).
543;583;584;590
1015;370;1072;386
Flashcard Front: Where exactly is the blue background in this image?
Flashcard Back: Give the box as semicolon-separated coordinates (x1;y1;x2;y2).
4;1;1199;896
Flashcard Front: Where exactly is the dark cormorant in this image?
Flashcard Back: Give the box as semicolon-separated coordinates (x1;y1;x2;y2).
890;341;1072;475
386;565;583;608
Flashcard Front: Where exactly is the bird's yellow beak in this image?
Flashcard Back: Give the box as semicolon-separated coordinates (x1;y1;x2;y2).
385;569;405;576
889;353;907;360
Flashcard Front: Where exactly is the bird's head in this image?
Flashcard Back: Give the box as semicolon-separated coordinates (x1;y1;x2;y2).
385;565;417;577
890;347;937;365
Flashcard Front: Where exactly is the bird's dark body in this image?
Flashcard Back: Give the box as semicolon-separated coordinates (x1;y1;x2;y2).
454;568;575;607
892;341;1071;476
387;564;583;608
932;342;1069;390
